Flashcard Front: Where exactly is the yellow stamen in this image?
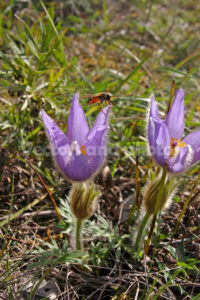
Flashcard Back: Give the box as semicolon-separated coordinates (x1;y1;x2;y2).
80;145;86;156
197;105;200;112
170;137;186;157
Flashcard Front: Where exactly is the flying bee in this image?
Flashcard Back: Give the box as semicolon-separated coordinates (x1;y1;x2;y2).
87;92;113;106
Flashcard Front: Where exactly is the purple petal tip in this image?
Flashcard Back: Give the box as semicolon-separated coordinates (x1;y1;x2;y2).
72;92;79;104
176;88;184;96
149;93;159;118
40;109;49;122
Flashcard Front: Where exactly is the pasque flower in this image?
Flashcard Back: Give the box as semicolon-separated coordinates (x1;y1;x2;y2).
148;89;200;173
41;93;111;182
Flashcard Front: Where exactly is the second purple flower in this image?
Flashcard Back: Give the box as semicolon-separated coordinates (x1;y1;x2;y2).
148;89;200;173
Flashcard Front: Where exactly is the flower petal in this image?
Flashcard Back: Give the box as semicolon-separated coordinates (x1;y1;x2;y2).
149;94;159;118
85;126;109;177
85;105;111;167
41;110;71;175
59;125;109;181
168;146;191;173
165;89;185;139
41;110;68;148
84;106;111;178
183;128;200;165
148;95;161;152
92;105;111;132
67;93;89;146
149;117;170;166
60;142;95;182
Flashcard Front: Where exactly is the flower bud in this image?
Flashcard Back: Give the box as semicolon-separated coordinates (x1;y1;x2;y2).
70;183;100;220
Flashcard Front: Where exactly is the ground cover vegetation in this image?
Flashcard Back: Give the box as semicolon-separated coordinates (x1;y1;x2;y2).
0;0;200;299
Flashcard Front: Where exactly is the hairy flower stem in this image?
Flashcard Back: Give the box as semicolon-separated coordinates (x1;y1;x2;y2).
76;218;83;251
135;165;169;251
144;212;157;254
154;164;168;214
144;165;169;253
135;212;151;250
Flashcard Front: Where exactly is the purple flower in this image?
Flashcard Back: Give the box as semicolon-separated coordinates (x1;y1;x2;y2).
148;89;200;173
41;93;111;182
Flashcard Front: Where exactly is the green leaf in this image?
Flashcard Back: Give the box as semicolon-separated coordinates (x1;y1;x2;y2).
21;98;29;111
